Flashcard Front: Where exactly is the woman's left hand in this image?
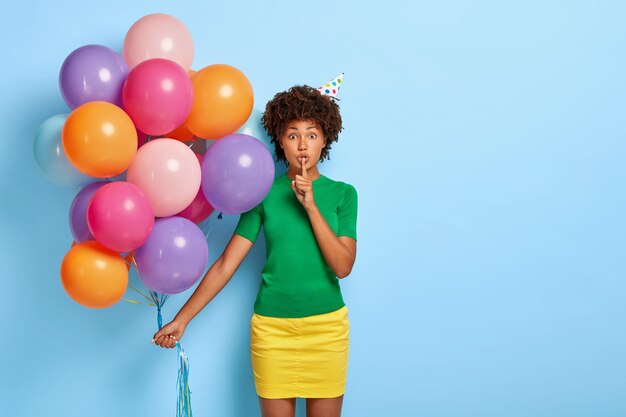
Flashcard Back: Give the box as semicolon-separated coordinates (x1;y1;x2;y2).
290;161;316;210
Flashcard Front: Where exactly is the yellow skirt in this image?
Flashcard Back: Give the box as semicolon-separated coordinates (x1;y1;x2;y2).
250;306;350;399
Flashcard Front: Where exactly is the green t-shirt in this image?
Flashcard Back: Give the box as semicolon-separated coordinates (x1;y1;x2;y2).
234;173;358;318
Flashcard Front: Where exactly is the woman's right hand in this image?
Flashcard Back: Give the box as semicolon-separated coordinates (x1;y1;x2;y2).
152;320;187;349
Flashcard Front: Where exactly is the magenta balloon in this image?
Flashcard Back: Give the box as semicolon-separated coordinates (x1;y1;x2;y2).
69;181;109;243
134;216;208;294
175;154;214;223
86;182;155;252
122;58;193;136
201;134;275;214
59;45;129;109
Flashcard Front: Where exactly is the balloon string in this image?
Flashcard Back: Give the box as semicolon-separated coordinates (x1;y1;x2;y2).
124;286;156;306
147;290;192;416
131;254;193;416
148;291;169;330
177;344;193;417
129;251;139;270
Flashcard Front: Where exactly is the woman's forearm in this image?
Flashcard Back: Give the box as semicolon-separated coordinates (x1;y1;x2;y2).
172;234;254;325
306;205;355;278
172;258;232;325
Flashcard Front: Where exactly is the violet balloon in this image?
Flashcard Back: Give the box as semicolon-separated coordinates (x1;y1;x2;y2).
69;181;109;243
59;45;129;109
87;182;154;252
134;217;208;294
201;134;275;214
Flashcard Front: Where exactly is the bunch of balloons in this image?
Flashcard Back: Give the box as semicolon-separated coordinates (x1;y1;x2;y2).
34;13;276;309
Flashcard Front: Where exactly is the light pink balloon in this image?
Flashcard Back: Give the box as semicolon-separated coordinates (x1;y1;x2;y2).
174;153;214;223
127;138;201;217
122;58;194;136
87;182;155;252
123;13;194;70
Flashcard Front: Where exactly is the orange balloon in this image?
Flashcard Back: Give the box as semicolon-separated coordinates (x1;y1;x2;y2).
62;101;138;177
73;240;130;270
60;241;128;308
186;64;254;139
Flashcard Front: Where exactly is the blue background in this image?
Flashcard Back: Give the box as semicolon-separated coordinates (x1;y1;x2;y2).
1;1;625;416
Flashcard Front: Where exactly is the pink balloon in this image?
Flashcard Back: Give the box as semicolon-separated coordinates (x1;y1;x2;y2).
174;153;214;223
127;138;201;217
87;182;154;252
123;13;194;71
122;58;193;136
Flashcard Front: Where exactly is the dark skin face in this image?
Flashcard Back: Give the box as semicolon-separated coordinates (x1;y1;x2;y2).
279;119;326;181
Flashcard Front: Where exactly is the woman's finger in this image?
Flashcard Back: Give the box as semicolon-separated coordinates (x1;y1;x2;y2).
157;334;169;347
167;335;176;349
301;158;308;178
296;183;310;194
295;177;311;188
152;324;171;343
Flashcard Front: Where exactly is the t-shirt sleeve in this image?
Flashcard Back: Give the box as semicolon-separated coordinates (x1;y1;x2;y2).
337;184;358;240
233;202;263;243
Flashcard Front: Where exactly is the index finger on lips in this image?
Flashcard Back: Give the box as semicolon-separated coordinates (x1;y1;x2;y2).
301;158;308;178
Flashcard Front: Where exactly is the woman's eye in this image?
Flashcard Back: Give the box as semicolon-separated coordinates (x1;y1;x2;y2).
289;134;297;139
309;134;317;139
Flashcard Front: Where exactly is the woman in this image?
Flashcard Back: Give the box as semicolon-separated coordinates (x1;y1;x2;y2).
153;85;358;417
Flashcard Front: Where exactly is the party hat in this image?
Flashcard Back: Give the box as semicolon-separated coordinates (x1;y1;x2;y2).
317;73;344;98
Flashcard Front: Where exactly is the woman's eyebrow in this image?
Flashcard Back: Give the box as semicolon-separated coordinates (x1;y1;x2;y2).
286;125;318;130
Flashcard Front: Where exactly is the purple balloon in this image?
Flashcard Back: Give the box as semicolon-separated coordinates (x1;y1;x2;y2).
201;134;275;214
134;217;209;294
69;181;109;243
59;44;129;109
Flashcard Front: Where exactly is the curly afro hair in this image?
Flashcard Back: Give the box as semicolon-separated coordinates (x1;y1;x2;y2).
262;85;343;165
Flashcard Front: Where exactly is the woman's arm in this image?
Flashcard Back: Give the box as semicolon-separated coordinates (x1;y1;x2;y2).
306;208;356;279
291;163;357;279
152;234;254;348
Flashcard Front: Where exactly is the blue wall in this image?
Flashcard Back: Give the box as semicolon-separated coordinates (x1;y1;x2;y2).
2;1;626;416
